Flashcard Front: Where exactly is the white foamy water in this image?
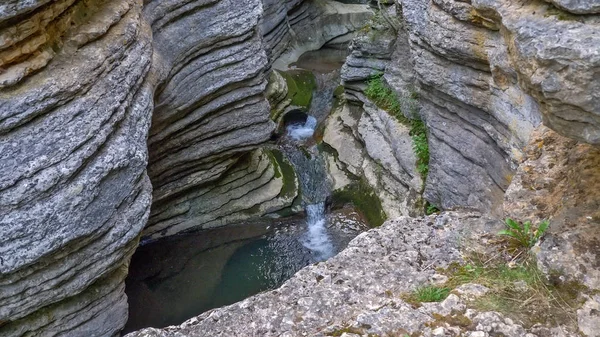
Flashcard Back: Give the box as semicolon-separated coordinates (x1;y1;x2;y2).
286;116;317;141
301;202;334;261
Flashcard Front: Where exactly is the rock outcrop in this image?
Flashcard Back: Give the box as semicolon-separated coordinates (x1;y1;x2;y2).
0;0;153;335
269;0;373;69
141;0;294;241
329;0;599;217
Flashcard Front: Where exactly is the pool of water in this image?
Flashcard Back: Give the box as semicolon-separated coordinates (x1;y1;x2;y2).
123;45;363;334
122;208;368;333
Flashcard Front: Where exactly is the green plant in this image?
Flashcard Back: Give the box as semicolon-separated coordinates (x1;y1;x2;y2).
365;74;403;119
425;203;439;215
410;119;429;180
440;254;587;328
498;218;550;249
413;285;450;302
365;74;430;182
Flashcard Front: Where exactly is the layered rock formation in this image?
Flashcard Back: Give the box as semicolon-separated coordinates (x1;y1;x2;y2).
324;16;423;219
0;0;372;334
329;0;599;217
141;0;292;240
269;0;373;68
0;0;153;336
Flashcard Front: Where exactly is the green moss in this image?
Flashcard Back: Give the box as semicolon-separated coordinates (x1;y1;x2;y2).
331;178;387;227
266;149;298;200
333;85;345;97
278;69;317;108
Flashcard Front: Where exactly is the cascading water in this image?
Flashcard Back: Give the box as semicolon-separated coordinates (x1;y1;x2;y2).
302;203;334;260
281;114;335;261
287;115;318;141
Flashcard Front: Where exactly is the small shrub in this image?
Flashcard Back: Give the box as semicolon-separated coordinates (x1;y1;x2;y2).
498;218;550;249
426;203;439;215
413;285;450;302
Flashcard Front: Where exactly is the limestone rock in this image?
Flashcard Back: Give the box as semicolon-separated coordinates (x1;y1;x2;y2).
0;0;153;335
578;295;600;337
323;101;422;219
504;126;600;291
272;0;373;69
474;0;600;144
399;0;542;214
126;212;570;337
544;0;600;14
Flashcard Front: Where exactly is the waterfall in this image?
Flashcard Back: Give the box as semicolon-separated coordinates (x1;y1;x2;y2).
286;115;317;141
282;114;334;261
302;203;334;260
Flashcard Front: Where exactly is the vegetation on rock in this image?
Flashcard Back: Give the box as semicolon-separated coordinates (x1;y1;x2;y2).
278;69;317;108
330;178;387;227
498;218;550;250
439;254;587;328
365;75;430;186
412;285;450;302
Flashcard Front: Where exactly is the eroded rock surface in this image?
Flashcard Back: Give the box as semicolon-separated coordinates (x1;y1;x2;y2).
126;211;587;337
0;0;153;335
504;126;600;291
0;0;371;334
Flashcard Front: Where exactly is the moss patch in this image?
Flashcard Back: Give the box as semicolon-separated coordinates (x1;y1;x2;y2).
277;69;317;108
266;149;298;200
331;178;387;228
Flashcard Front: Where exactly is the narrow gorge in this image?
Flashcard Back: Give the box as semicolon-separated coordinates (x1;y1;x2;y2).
0;0;598;336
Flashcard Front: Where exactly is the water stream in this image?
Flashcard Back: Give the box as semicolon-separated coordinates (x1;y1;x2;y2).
123;45;366;334
281;115;334;261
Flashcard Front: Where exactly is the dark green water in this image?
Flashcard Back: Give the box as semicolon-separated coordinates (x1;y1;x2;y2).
123;209;367;333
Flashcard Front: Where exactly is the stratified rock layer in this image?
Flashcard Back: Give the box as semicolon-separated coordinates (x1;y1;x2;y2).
141;0;298;241
334;0;599;216
0;0;153;335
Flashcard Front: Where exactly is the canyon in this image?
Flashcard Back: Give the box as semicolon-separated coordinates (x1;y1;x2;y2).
0;0;598;336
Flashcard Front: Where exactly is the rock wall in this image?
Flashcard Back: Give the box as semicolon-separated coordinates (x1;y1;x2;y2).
0;0;153;335
268;0;373;69
141;0;296;241
329;0;599;216
0;0;371;334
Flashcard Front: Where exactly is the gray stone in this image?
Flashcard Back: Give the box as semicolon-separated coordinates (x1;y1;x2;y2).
544;0;600;14
577;296;600;337
0;0;153;335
